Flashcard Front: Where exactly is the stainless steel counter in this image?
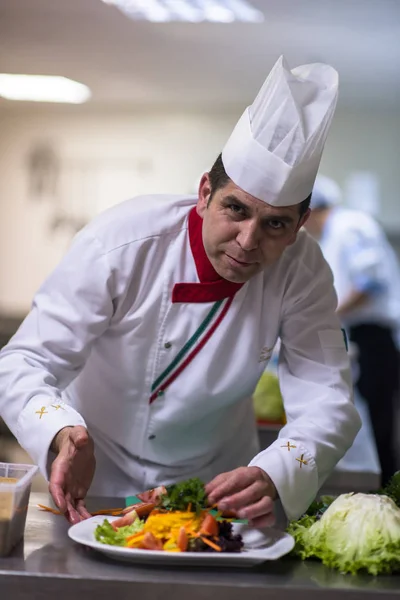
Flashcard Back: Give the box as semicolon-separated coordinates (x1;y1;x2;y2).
0;492;399;600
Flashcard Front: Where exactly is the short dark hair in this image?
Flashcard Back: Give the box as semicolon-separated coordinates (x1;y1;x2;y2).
208;153;310;217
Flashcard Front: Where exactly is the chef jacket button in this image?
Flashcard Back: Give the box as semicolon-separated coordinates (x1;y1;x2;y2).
148;434;156;440
164;341;172;349
157;389;164;397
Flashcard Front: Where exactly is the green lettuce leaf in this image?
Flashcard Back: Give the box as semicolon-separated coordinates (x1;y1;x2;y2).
287;514;319;558
94;518;144;546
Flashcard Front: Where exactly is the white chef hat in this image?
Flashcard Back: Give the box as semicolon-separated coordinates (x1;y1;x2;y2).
221;55;339;207
310;174;342;209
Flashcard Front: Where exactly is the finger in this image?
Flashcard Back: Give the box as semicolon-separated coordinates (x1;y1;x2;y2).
65;507;81;524
217;481;265;511
49;451;73;513
250;512;276;529
237;496;274;522
65;493;82;525
207;468;251;504
49;459;69;513
70;426;89;449
205;472;230;498
48;480;67;514
76;498;92;520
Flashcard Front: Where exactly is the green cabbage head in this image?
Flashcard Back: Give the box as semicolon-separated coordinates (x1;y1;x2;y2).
289;493;400;575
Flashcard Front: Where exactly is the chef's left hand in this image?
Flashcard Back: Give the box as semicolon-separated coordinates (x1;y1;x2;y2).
205;466;277;528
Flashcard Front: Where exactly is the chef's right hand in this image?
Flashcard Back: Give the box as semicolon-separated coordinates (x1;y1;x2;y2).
49;425;96;524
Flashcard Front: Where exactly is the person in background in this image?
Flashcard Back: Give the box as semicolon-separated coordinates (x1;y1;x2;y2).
0;57;361;525
305;176;400;485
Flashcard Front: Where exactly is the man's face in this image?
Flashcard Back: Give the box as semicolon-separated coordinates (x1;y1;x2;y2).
196;175;310;283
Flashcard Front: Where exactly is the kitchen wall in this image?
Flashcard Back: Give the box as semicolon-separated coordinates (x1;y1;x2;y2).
1;105;399;315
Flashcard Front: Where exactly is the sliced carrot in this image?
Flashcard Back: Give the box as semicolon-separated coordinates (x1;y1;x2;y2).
122;501;155;517
126;530;147;543
37;504;62;515
178;526;188;552
187;529;200;538
37;504;124;517
200;536;222;552
126;534;146;548
92;509;124;516
122;504;137;514
200;513;219;537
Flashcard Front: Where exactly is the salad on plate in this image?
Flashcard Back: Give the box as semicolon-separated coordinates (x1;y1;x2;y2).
94;477;244;554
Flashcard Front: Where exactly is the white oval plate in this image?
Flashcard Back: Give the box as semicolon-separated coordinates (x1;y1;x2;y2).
68;516;295;567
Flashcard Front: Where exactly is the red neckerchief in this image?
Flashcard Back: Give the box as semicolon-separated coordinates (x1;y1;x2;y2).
172;207;244;303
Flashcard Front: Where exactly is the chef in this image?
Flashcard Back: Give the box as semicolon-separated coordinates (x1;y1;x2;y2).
305;175;400;485
0;56;361;526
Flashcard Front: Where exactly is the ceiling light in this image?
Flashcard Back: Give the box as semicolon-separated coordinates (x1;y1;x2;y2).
102;0;264;23
0;75;91;104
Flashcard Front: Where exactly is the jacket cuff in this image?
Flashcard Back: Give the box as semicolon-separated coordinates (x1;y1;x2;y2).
16;397;87;479
248;438;318;521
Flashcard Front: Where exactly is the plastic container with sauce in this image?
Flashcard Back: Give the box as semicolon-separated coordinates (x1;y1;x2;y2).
0;462;38;556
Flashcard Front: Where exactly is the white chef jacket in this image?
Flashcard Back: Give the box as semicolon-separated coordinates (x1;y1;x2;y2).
318;207;400;330
0;195;361;520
